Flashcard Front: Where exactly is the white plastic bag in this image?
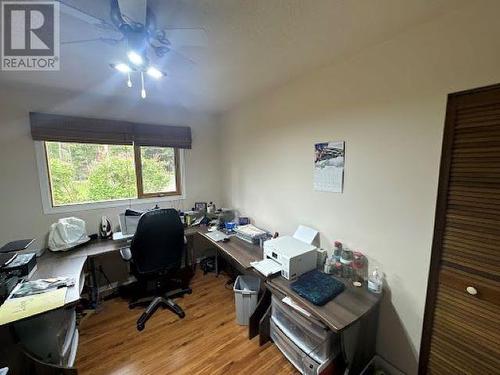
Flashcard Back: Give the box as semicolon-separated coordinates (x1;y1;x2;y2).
48;217;90;251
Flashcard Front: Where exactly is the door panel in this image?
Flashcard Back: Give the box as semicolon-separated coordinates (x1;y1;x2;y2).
420;84;500;374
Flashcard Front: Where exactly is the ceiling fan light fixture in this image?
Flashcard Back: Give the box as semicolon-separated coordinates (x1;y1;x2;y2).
127;50;144;66
111;63;132;73
146;66;164;79
127;72;132;88
141;71;146;99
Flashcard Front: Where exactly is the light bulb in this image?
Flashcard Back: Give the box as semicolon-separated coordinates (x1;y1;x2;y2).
127;50;143;66
127;72;132;88
141;89;146;99
146;66;163;79
113;63;131;73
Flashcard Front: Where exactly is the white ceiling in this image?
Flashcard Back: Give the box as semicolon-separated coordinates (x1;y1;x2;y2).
0;0;465;113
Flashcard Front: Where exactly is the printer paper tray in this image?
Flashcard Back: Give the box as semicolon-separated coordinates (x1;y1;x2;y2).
251;258;282;277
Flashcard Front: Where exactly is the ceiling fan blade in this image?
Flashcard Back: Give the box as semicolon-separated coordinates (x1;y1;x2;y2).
167;47;197;65
118;0;147;25
57;0;116;31
160;28;208;48
61;37;124;46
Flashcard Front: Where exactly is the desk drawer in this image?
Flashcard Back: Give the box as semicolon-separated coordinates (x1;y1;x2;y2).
62;328;79;368
14;307;76;365
271;295;338;363
60;310;77;359
271;320;322;375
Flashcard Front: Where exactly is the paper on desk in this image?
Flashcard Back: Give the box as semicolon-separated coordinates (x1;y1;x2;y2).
282;296;311;317
204;230;229;242
251;258;282;277
293;225;319;245
0;287;67;325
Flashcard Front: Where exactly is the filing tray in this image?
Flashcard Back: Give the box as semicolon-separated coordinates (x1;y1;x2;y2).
271;295;339;363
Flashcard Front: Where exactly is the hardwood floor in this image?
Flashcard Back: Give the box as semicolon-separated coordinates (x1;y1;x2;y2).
76;270;298;374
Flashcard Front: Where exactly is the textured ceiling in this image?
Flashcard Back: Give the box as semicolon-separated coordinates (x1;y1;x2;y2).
0;0;465;113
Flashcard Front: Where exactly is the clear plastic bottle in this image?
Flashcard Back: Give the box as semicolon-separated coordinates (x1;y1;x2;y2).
333;240;342;262
333;260;343;277
323;257;332;274
368;268;383;293
340;248;353;279
352;251;366;283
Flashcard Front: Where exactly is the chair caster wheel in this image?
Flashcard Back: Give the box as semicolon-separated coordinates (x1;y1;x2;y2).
137;323;145;331
179;311;185;319
187;289;193;295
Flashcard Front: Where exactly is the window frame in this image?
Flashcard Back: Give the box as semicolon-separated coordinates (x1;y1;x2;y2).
134;146;182;198
35;141;186;214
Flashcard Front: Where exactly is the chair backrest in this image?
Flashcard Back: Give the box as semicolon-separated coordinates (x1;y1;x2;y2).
130;209;185;274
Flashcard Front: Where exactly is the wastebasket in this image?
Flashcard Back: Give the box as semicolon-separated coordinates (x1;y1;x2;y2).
233;275;261;325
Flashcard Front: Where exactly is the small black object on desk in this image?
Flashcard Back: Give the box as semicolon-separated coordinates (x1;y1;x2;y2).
0;239;34;253
1;253;37;278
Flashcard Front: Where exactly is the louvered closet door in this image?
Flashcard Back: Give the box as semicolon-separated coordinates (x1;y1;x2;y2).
420;85;500;375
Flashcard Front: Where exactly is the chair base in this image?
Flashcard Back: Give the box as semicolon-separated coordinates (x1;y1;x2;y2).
130;287;192;331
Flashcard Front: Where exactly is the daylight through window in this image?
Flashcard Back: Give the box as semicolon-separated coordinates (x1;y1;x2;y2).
45;141;180;207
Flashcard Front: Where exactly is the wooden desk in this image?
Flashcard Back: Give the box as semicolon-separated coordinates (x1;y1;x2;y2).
192;226;263;270
266;274;381;374
60;238;130;259
191;227;381;373
28;227;260;309
29;239;130;307
30;253;87;306
267;275;381;333
13;226;381;374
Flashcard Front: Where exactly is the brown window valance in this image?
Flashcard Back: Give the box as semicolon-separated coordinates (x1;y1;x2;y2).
30;112;192;149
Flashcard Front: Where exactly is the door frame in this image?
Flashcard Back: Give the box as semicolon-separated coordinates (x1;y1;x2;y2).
418;83;500;373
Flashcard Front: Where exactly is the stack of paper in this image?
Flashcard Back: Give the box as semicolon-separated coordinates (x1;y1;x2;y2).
0;287;67;325
205;230;229;242
235;224;267;244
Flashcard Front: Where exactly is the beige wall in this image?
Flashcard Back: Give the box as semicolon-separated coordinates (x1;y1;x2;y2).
0;85;222;249
220;1;500;373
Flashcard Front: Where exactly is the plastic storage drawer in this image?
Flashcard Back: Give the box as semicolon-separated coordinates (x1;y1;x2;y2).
271;319;326;375
271;295;338;363
14;307;76;365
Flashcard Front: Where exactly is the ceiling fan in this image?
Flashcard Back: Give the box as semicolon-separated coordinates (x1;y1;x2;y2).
58;0;208;98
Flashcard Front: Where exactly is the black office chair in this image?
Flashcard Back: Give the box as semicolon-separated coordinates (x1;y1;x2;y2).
120;209;192;331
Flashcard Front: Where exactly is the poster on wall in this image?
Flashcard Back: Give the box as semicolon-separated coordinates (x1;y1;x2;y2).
314;141;345;193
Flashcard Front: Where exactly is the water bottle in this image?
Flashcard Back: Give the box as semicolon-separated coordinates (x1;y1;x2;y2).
368;267;383;294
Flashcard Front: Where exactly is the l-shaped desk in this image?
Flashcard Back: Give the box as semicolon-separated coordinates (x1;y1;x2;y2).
4;225;381;374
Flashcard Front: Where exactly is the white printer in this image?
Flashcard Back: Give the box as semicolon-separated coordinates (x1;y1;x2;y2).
251;225;319;280
263;236;317;279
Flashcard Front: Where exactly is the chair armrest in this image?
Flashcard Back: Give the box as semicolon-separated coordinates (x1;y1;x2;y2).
120;247;132;261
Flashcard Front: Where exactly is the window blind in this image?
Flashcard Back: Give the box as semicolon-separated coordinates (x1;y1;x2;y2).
30;112;192;149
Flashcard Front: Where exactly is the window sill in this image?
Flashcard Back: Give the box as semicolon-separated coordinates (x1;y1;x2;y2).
42;194;186;215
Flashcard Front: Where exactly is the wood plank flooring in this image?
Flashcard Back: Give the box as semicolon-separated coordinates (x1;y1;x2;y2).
76;270;298;374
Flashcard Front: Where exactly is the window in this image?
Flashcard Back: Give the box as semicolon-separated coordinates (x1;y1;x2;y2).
136;146;180;197
44;141;181;207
